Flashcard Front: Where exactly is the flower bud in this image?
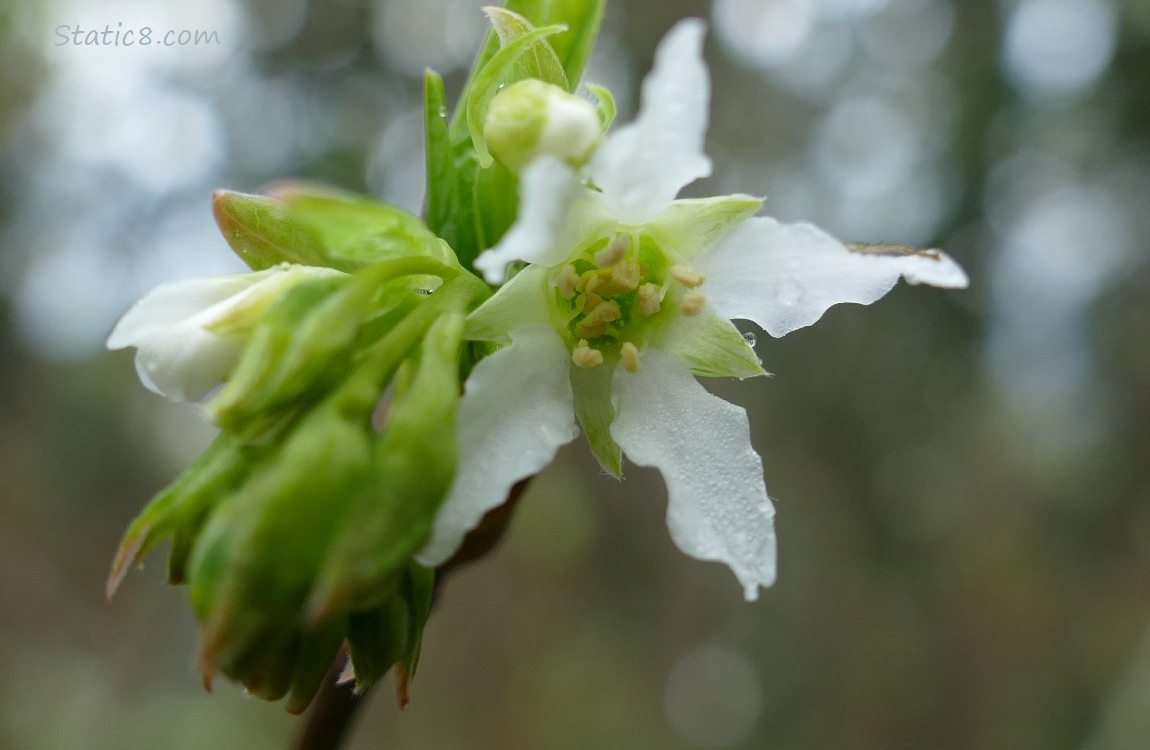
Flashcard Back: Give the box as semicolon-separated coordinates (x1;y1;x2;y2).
483;79;602;172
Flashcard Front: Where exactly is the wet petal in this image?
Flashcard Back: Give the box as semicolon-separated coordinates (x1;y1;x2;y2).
465;265;552;342
416;325;579;566
589;19;713;226
611;348;776;600
697;217;969;337
473;157;609;283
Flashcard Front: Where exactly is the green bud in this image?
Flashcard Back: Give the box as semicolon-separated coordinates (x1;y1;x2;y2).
106;432;272;597
309;312;465;618
484;79;601;172
212;186;448;274
188;366;380;684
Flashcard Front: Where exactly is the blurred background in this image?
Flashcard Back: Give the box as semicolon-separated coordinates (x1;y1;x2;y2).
2;0;1149;747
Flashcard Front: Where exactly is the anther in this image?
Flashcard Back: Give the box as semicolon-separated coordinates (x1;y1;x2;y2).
575;299;621;338
595;234;631;267
610;258;640;292
555;265;580;299
620;342;641;373
637;283;662;316
680;291;706;316
572;340;604;367
671;265;706;288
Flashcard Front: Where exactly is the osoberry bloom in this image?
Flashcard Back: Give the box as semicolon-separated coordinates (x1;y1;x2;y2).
417;19;968;600
107;264;343;402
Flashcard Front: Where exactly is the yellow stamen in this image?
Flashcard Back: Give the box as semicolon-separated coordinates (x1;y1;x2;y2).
595;234;631;267
671;264;706;288
620;342;641;373
637;283;662;316
572;340;604;367
555;264;580;299
582;291;604;312
680;291;706;316
575;299;621;338
609;258;641;292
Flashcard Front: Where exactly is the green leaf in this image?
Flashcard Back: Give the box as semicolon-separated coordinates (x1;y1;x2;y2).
484;7;569;89
466;23;568;168
423;69;454;238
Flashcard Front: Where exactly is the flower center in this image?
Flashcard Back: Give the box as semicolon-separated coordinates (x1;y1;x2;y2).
548;233;707;371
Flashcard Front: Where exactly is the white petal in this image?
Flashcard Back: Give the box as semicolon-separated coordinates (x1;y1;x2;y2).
416;325;579;566
106;275;257;350
131;324;244;402
610;348;776;600
473;157;609;283
697;217;969;338
589;19;712;226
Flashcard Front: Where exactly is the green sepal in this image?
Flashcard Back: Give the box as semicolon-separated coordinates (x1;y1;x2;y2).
646;194;765;261
343;563;435;708
207;257;458;437
189;366;382;672
395;563;435;708
654;308;766;380
346;598;405;693
586;82;616;130
309;312;464;617
570;359;622;477
286;619;346;714
213;186;447;274
484;7;569;89
441;144;520;273
466;23;568;168
105;431;271;597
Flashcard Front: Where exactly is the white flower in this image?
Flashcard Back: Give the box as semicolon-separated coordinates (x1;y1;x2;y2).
107;264;343;402
416;19;968;600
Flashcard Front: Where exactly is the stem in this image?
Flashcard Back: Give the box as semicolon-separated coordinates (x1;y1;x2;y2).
290;478;530;750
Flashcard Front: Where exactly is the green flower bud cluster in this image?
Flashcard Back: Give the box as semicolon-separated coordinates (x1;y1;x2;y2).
110;0;608;714
109;185;487;711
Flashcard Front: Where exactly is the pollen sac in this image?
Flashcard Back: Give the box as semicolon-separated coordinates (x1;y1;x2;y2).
550;234;680;361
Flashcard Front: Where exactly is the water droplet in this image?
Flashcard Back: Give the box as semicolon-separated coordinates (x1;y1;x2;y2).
437;105;448;118
742;331;757;347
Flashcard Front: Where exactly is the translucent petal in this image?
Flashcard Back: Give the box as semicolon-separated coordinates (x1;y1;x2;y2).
465;265;552;342
697;217;969;338
589;19;713;226
570;359;622;477
416;325;579;566
610;348;776;600
473;157;609;283
645;194;763;262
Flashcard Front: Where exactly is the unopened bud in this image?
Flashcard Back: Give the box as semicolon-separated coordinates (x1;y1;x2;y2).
483;79;602;172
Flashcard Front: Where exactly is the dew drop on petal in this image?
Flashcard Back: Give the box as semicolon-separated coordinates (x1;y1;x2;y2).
742;331;757;347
